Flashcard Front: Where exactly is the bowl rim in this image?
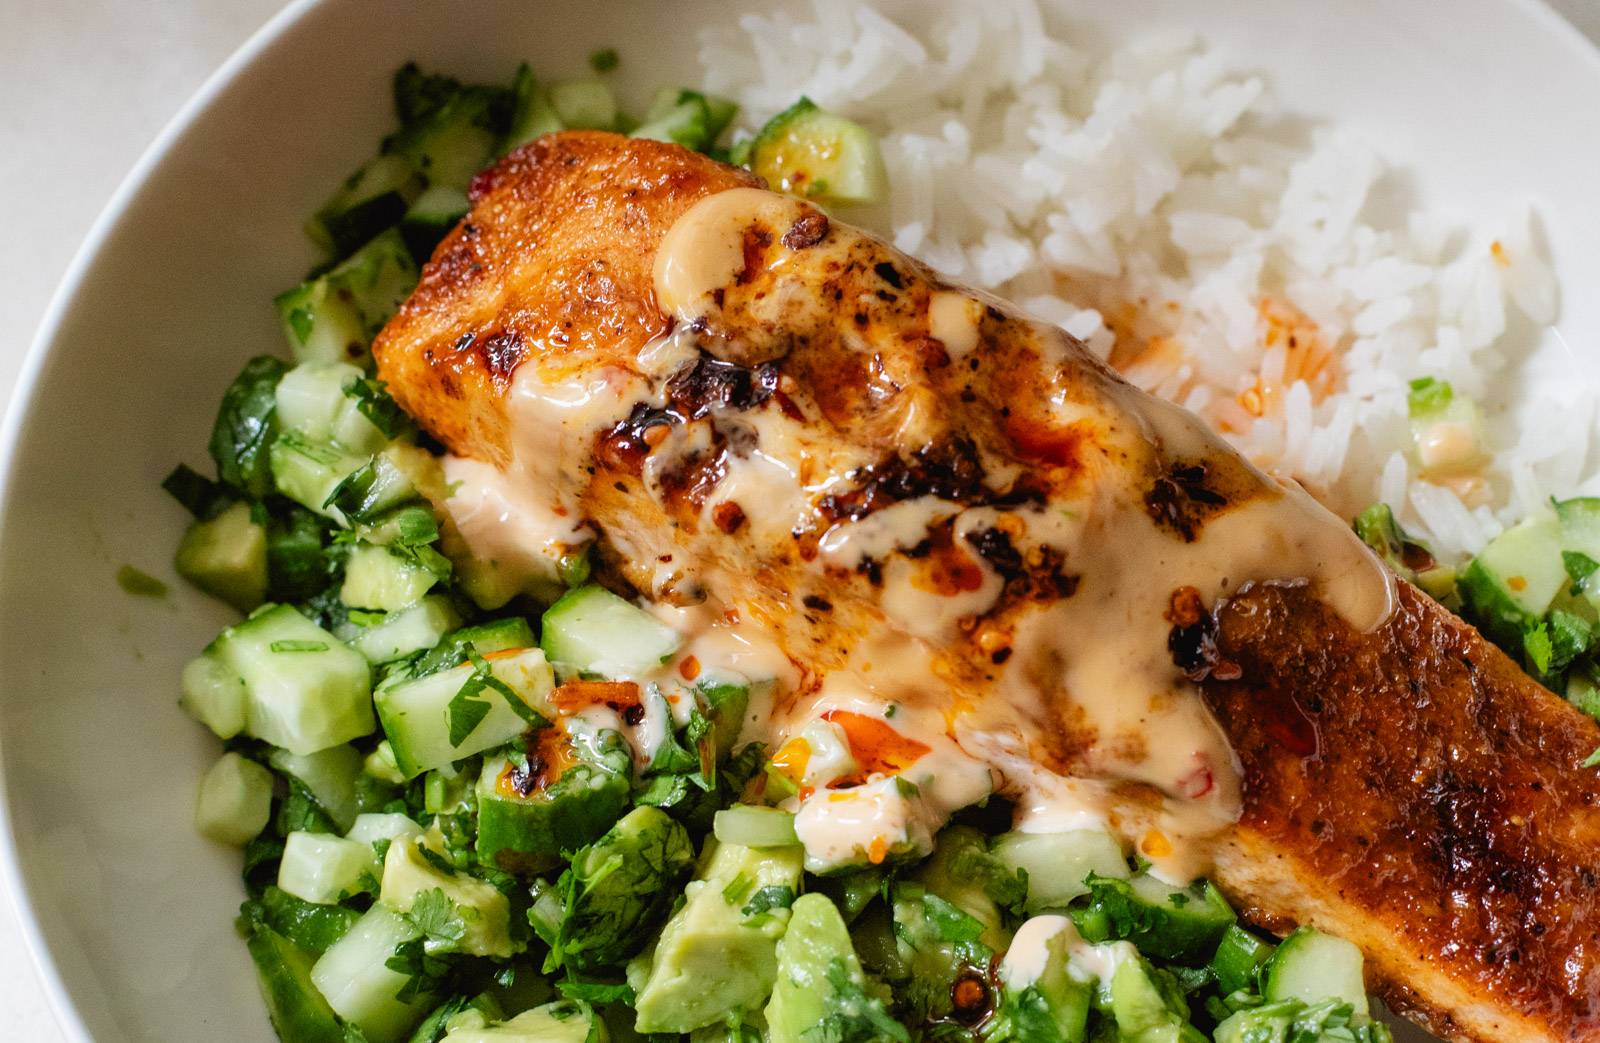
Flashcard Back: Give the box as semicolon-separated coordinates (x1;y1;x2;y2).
0;3;324;1035
3;0;1599;1039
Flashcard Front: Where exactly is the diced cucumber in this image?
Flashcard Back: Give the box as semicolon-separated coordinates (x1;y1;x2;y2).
634;839;806;1033
269;432;367;521
346;812;423;846
278;831;375;904
501;64;563;154
387;88;500;192
416;617;537;676
311;903;433;1043
363;740;407;785
475;730;631;871
1557;497;1600;611
632;88;737;152
274;360;389;455
540;585;682;676
276;229;419;364
1070;871;1236;963
549;79;618;130
914;826;1009;953
375;646;553;777
259;886;363;956
274;277;367;367
269;744;363;831
195;751;275;845
324;451;422;525
357;503;440;549
380;836;512;957
307;153;425;260
215;603;374;755
400;183;470;261
341;542;439;613
1458;512;1567;649
1262;926;1369;1016
763;893;898;1043
1210;923;1276;996
174;500;268;613
441;1002;606;1043
713;805;799;848
180;650;247;739
246;928;345;1043
350;596;462;664
993;829;1129;913
747;97;887;206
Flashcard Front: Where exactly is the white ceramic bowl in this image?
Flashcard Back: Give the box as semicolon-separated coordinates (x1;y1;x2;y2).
6;0;1600;1039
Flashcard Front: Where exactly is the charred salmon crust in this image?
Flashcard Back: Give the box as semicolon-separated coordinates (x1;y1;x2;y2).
372;131;757;469
1205;581;1600;1043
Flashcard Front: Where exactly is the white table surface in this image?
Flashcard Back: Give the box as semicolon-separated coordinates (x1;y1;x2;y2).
3;0;1600;1039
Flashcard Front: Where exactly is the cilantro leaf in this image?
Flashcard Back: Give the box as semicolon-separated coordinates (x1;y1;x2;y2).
920;893;986;944
446;680;491;747
556;978;635;1004
407;887;468;944
1523;621;1554;676
343;376;408;439
209;356;287;498
1564;550;1600;592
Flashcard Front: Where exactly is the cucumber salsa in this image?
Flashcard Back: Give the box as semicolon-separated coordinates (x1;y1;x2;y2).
167;56;1391;1043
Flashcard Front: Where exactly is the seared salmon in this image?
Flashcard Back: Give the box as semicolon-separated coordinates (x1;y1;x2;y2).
373;131;1600;1042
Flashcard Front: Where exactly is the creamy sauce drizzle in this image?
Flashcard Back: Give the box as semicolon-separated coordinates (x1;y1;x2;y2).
451;185;1395;881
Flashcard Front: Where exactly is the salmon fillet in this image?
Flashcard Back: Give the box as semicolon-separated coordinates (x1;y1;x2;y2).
372;131;1600;1042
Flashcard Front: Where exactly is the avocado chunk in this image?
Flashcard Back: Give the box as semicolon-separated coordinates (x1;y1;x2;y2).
441;1000;609;1042
1108;956;1206;1043
379;836;512;957
175;500;268;612
988;915;1092;1043
532;805;695;972
632;838;805;1033
765;893;908;1043
475;727;631;872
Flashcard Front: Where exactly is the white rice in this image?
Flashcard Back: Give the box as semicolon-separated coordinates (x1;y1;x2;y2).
694;0;1600;560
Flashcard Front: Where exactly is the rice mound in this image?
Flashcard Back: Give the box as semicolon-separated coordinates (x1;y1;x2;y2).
696;0;1595;561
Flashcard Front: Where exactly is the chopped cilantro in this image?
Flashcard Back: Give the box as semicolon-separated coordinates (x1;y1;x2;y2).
809;958;911;1043
1407;376;1453;415
741;885;796;918
588;48;620;73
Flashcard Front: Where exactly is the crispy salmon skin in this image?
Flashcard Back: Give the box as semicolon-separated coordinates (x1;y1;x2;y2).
1207;581;1600;1042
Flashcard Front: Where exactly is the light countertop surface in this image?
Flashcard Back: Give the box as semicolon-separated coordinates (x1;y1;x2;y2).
3;0;1599;1039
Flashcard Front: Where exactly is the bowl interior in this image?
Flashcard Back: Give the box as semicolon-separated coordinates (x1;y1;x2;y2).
3;0;1597;1039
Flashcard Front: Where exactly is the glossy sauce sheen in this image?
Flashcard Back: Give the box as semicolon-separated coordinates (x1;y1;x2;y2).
371;133;1600;1042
